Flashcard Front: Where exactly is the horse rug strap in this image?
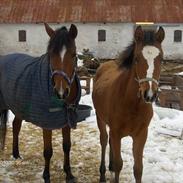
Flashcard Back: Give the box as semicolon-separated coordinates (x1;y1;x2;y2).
0;53;81;129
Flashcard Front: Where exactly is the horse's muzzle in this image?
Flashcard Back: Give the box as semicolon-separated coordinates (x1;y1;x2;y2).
143;90;158;103
54;87;70;100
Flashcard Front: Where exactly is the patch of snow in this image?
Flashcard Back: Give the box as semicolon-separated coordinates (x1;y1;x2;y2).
77;58;84;67
1;79;183;183
176;71;183;75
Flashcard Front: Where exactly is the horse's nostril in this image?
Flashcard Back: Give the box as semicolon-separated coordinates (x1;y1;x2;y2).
144;90;148;100
54;88;61;99
64;87;70;98
151;92;158;102
143;90;158;103
143;90;152;103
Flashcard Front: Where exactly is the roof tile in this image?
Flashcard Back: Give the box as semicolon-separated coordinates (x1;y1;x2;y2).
0;0;183;23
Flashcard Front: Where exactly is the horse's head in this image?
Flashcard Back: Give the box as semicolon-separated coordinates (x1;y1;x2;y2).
134;26;165;103
45;23;78;100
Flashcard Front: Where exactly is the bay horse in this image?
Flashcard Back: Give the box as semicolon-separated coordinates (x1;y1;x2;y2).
92;26;165;183
0;23;78;183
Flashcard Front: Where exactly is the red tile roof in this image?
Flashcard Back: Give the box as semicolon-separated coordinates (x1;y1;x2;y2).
0;0;183;23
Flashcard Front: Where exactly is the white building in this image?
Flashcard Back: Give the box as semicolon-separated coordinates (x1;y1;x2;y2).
0;1;183;60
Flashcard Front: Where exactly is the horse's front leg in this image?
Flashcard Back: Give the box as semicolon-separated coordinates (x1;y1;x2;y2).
110;131;122;183
43;129;53;183
12;117;22;159
132;130;148;183
62;126;76;183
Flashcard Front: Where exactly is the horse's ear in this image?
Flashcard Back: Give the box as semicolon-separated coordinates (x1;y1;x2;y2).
44;23;55;38
134;26;144;42
155;26;165;43
69;24;78;39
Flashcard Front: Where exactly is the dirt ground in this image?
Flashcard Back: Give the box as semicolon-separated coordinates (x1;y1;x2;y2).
1;60;183;183
0;120;136;183
0;122;102;183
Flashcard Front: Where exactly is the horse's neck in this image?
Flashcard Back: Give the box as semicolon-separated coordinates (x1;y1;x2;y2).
117;66;153;113
117;66;140;106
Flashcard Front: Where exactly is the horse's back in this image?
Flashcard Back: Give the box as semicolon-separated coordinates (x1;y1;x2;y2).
0;53;38;70
0;53;48;113
94;60;119;79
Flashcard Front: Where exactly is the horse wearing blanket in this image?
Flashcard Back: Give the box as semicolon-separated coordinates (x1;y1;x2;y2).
0;23;79;183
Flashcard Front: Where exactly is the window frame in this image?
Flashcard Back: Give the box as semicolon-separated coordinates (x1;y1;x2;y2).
174;30;182;43
18;30;26;42
98;29;106;42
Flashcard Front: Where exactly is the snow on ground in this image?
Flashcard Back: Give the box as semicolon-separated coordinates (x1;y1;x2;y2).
0;87;183;182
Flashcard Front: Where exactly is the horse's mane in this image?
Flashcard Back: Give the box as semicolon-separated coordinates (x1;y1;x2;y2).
118;42;135;69
47;26;72;54
118;30;156;69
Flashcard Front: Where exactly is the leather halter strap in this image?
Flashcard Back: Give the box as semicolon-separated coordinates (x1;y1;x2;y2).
134;60;159;85
51;68;76;86
135;77;159;85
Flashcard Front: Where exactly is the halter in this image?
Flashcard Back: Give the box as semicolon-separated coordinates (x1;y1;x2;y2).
135;77;159;85
134;61;159;86
51;68;76;86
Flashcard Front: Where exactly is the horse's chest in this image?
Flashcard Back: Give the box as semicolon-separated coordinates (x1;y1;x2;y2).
109;106;153;136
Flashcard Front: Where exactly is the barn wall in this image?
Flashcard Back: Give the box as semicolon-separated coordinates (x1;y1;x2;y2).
162;24;183;60
0;23;183;60
0;23;134;59
0;24;48;56
76;23;134;59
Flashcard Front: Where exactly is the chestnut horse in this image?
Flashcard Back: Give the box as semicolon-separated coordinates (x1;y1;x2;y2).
92;26;165;183
0;23;78;183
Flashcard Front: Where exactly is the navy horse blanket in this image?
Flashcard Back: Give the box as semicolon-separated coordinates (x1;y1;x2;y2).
0;53;81;129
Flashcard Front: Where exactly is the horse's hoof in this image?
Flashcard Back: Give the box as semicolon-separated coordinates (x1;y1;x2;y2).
66;177;77;183
43;173;50;183
44;180;50;183
11;154;22;160
43;176;50;183
100;180;106;183
13;155;22;159
99;178;106;183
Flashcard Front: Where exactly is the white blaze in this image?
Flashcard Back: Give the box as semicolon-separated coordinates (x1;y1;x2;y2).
60;45;67;62
142;46;160;97
59;46;67;98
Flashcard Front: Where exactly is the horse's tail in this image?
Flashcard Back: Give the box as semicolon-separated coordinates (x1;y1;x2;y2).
0;110;8;150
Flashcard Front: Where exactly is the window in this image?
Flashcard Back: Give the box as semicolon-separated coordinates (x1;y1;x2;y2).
98;30;106;42
19;30;26;42
174;30;182;42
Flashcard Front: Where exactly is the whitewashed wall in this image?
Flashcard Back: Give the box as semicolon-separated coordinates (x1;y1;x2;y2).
0;23;134;59
161;24;183;60
0;23;183;59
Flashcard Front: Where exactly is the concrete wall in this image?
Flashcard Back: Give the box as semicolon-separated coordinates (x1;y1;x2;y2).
0;23;183;59
162;24;183;60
